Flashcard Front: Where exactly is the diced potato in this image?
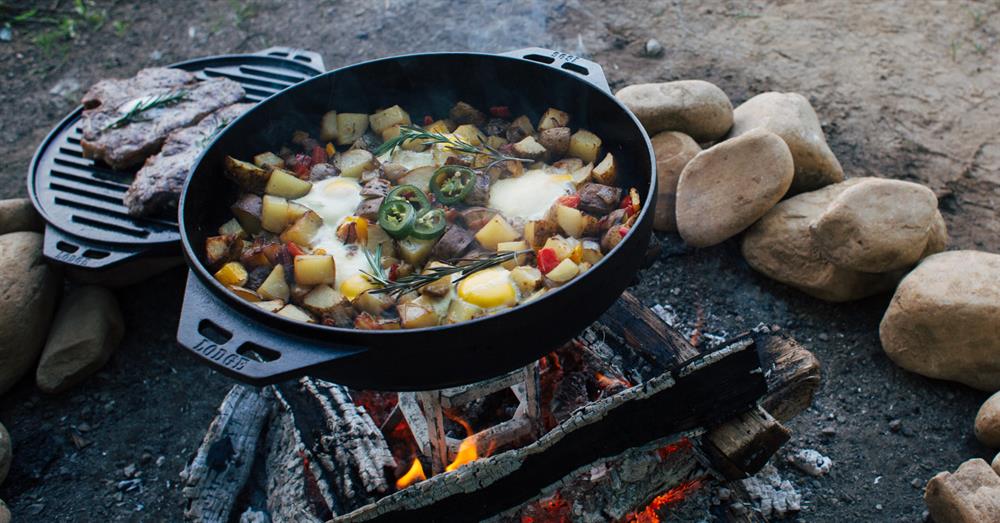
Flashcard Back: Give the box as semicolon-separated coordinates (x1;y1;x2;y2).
420;262;454;297
556;204;586;238
214;261;248;287
320;110;338;142
277;304;315;323
523;219;559;249
538;127;571;160
399;302;441;329
542;236;574;261
229;286;261;302
230;194;263;234
485;135;508;149
366;224;397;259
253;152;285;171
552;157;583;173
524;288;547;302
510;266;542;295
546;258;579;283
537;108;570;131
294;254;336;286
507;115;534;141
425;119;453;135
475;215;521;250
260;195;290;233
570;162;594;187
224;156;271;193
354;289;393;315
218;218;245;238
255;299;285;313
511;136;547;161
497;240;529;269
257;265;290;301
397;237;436;266
449;101;487;126
581;239;604;265
568;129;602;163
287;284;310;304
286;202;309;222
336;149;377;178
399;166;435;192
336;113;369;145
486;159;524;180
369;105;411;134
581;214;601;238
453;124;483;146
578;261;592;272
205;235;238;266
340;274;376;301
592;153;617;185
280;210;323;247
301;284;343;314
446;299;482;324
265;168;313;198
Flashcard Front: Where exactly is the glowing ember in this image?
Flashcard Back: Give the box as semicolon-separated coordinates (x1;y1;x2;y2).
445;436;479;472
595;371;632;390
625;478;705;523
520;491;571;523
395;458;426;489
655;437;693;461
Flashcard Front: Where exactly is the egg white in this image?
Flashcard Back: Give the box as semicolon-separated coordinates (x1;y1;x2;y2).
488;169;574;221
293;177;369;289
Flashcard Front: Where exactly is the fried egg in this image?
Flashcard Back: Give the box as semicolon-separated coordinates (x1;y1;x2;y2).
293;177;369;288
488;170;574;220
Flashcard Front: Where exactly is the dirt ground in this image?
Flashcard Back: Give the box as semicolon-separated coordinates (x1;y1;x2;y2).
1;0;998;521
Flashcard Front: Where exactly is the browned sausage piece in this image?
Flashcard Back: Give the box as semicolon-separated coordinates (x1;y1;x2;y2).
577;182;623;215
355;197;383;221
431;225;476;260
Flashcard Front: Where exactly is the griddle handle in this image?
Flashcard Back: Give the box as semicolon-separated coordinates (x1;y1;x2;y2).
176;271;365;386
42;225;143;270
500;47;611;93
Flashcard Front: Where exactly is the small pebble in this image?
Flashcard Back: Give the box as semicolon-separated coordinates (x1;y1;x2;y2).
889;419;902;433
77;422;91;432
643;38;664;58
155;456;165;467
818;333;830;341
875;503;883;510
821;426;837;437
141;452;153;465
123;463;137;478
0;26;12;43
911;478;923;489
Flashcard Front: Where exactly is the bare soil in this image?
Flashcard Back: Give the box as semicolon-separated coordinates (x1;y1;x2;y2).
1;1;998;521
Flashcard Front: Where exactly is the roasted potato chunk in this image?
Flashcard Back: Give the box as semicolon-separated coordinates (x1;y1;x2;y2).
398;301;441;329
546;258;579;283
301;284;344;315
474;215;521;250
294;254;336;286
397;237;436;267
523;219;559;249
224;156;271;194
230;194;263;235
453;124;484;146
335;113;369;145
537;108;570;131
205;235;240;266
510;266;543;294
277;304;316;323
253;152;285;171
319;110;338;142
370;105;411;134
511;136;547;161
260;195;290;233
568;129;602;164
448;101;487;127
280;210;323;247
336;149;377;178
592;153;617;185
555;204;586;238
218;218;246;238
214;261;248;287
265;168;313;199
506;115;535;143
257;265;291;301
538;127;571;160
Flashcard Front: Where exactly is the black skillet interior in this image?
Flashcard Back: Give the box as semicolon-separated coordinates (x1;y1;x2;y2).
179;50;656;391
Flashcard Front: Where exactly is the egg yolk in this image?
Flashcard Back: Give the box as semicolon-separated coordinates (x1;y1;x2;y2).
456;268;517;309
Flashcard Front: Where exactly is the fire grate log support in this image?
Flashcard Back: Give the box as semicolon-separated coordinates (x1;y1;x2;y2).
182;291;821;523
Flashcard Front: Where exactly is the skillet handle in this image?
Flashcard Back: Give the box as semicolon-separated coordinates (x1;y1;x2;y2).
500;47;611;93
176;271;365;386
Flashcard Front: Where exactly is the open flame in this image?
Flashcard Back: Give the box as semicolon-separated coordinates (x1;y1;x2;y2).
595;372;632;390
395;458;426;490
625;478;705;523
446;436;479;472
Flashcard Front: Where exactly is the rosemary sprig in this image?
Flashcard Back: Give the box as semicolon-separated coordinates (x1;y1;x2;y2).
103;89;189;131
196;118;232;148
373;124;532;172
361;246;532;298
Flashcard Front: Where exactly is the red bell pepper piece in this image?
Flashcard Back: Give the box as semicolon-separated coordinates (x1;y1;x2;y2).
388;263;399;282
489;105;511;118
423;115;434;126
618;226;630;238
286;242;305;257
537;248;560;274
311;145;327;165
557;195;580;208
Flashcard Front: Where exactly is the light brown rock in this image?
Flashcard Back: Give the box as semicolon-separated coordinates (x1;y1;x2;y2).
741;179;902;302
0;421;9;485
0;498;8;523
923;209;949;257
924;458;1000;523
615;80;733;141
650;131;700;232
36;286;124;394
729;92;844;194
993;453;1000;476
0;232;60;396
976;392;1000;448
811;178;940;272
675;128;793;247
0;198;44;235
880;251;1000;391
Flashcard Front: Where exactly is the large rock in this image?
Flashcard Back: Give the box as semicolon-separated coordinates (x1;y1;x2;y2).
615;80;733;142
0;198;43;235
729;92;844;194
36;286;124;394
994;453;1000;476
0;498;8;523
0;232;60;396
924;458;1000;523
650;131;700;232
810;178;941;272
975;392;1000;448
0;421;9;485
741;180;902;302
675;128;793;247
880;251;1000;391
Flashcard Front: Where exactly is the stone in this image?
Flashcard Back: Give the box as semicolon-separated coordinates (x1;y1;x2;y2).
811;178;940;272
615;80;734;141
788;448;832;476
0;198;44;235
993;453;1000;476
924;458;1000;523
975;392;1000;448
650;131;701;232
0;499;8;523
36;286;124;394
880;251;1000;391
729;92;844;194
0;232;60;396
742;180;902;302
642;39;664;58
0;421;9;485
675;128;793;247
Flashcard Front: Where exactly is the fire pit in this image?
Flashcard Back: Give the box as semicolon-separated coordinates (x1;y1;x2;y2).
180;292;819;522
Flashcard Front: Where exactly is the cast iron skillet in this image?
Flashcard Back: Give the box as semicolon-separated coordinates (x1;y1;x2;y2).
177;48;656;391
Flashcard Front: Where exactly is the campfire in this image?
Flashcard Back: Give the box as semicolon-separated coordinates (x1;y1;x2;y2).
179;292;819;522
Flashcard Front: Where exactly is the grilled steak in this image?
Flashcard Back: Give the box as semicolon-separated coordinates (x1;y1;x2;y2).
79;69;245;170
124;103;253;217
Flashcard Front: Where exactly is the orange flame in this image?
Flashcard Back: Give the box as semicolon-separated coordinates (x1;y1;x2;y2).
395;458;426;489
655;437;693;461
446;436;479;472
625;478;705;523
595;372;632;389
